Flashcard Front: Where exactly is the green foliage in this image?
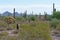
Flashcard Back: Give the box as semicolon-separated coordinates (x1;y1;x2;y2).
0;21;52;40
53;11;60;19
16;16;25;22
56;23;60;30
0;21;7;28
6;37;17;40
47;15;53;21
0;32;8;39
50;18;59;29
9;24;16;29
29;16;37;21
0;16;53;40
19;21;52;40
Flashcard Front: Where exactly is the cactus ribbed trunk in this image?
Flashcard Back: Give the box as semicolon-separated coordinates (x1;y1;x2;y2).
53;3;56;14
39;13;41;20
13;8;15;18
44;12;47;20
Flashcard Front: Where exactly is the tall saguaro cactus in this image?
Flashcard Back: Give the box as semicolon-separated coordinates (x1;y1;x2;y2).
53;3;56;14
13;8;15;18
39;13;41;20
53;3;54;12
44;12;47;20
23;10;27;18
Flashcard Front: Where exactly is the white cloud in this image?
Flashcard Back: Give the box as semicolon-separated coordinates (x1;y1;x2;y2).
0;4;60;15
0;4;52;8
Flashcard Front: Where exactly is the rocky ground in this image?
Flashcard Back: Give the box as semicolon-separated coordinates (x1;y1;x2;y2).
51;29;60;40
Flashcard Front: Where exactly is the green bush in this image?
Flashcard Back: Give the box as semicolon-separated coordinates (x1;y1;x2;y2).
53;11;60;19
50;18;59;29
16;16;25;22
29;16;37;21
56;23;60;30
0;21;7;28
10;24;16;29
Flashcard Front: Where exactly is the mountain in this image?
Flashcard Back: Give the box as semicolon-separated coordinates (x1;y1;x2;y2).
13;12;20;16
2;11;12;16
1;11;24;16
2;11;21;16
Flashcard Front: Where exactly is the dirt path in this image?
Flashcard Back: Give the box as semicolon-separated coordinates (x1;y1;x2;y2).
7;30;18;36
52;34;60;40
0;29;18;37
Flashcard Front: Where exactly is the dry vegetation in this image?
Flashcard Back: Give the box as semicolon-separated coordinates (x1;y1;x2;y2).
0;18;52;40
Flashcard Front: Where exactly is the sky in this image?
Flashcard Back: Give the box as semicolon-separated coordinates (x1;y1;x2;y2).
0;0;60;15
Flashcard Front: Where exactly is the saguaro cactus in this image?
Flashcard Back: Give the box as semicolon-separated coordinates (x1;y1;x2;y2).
44;12;47;20
53;3;56;14
39;13;41;20
13;8;15;18
23;10;27;18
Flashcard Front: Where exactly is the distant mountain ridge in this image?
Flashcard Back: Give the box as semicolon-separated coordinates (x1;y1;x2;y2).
1;11;21;16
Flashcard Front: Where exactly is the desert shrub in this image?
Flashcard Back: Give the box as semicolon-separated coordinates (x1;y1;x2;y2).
0;21;7;28
50;18;59;29
47;15;53;21
53;11;60;19
16;16;25;22
5;36;17;40
56;23;60;30
4;16;15;28
18;22;52;40
4;16;15;24
9;23;20;29
0;32;8;39
9;24;16;29
29;16;37;21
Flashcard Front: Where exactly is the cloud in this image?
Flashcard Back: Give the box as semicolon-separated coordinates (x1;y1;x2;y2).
0;4;52;8
0;4;60;15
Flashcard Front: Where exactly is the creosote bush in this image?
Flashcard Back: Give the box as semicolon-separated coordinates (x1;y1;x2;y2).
50;18;59;29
